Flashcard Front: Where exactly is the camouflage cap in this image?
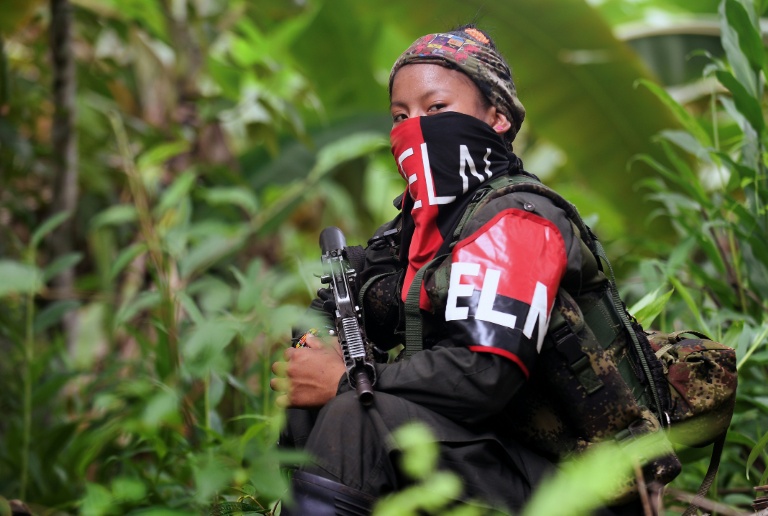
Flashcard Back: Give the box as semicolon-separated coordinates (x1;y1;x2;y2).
388;26;526;144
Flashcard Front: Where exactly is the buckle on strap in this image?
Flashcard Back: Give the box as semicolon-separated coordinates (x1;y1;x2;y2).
551;324;604;394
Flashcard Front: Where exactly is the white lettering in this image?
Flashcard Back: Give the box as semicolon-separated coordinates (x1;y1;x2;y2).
422;143;456;205
482;148;492;178
523;282;551;352
397;148;421;209
476;268;517;328
446;263;552;349
445;262;480;321
458;145;485;193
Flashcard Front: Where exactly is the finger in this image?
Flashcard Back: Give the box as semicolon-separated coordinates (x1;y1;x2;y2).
275;394;290;408
270;377;290;393
283;346;297;360
271;361;288;376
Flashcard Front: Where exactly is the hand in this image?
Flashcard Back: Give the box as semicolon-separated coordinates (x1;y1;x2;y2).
270;334;346;408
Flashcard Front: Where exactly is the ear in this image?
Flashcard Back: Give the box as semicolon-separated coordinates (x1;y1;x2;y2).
491;112;511;135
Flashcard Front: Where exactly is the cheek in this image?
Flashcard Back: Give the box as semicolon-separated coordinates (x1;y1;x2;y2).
476;102;496;126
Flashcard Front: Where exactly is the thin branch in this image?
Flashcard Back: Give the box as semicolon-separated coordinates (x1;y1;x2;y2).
49;0;79;352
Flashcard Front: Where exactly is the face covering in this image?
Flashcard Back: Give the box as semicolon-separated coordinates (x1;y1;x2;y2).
390;111;511;310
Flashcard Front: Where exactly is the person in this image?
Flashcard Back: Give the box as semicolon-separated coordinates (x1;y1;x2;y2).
270;24;644;515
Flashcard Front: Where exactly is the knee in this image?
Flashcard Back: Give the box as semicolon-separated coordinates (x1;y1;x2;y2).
317;390;363;423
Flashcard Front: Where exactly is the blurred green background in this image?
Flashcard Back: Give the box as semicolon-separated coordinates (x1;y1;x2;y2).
1;0;767;514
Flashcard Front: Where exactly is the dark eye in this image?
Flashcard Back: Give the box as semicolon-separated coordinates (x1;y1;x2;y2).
428;103;446;112
392;113;407;124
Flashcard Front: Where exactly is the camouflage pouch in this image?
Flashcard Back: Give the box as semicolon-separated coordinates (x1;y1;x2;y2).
507;288;682;499
645;330;738;447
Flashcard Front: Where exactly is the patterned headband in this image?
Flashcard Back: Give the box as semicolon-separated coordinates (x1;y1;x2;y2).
388;29;526;143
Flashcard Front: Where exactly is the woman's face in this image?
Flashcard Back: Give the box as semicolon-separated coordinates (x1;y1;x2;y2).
390;63;510;135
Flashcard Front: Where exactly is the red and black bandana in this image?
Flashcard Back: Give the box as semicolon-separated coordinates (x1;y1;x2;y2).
390;112;512;310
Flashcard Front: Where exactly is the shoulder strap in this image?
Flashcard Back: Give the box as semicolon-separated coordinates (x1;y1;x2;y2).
450;173;538;245
404;255;444;358
682;432;727;516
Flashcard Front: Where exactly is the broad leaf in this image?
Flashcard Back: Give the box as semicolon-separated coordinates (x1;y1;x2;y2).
0;260;43;297
716;70;765;133
724;0;765;72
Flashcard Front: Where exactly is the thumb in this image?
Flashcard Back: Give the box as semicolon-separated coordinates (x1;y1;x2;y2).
303;334;326;349
305;334;343;358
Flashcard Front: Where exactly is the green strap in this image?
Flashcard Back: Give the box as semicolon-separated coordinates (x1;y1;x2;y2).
452;174;538;244
404;256;445;358
593;238;664;421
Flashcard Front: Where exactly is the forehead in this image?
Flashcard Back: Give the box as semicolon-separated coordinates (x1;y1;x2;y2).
390;63;482;100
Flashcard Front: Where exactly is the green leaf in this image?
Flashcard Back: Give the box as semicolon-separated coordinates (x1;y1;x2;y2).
522;432;674;516
109;242;147;280
115;291;162;327
141;389;180;429
34;300;80;333
657;130;710;162
156;171;197;217
31;211;71;249
0;260;43;297
392;422;439;481
737;323;768;370
193;455;232;504
308;132;388;181
655;137;711;206
80;482;113;516
716;70;765;134
177;291;205;326
269;2;319;49
713;151;756;192
374;471;462;516
230;19;268;67
110;476;146;502
186;276;233;315
719;0;760;98
628;287;674;328
636;79;712;147
724;0;764;72
746;430;768;480
200;186;259;216
182;319;241;376
42;252;83;282
179;232;247;279
667;276;711;335
90;205;137;229
136;141;190;170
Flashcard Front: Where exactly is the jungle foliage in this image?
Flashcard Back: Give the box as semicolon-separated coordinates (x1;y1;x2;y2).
0;0;766;514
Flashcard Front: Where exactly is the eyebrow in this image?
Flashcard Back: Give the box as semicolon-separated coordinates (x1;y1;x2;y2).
390;88;450;109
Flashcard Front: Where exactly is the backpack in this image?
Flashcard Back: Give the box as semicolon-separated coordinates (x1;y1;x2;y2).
401;174;738;510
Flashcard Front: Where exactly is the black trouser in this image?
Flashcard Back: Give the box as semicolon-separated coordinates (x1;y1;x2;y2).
280;390;553;513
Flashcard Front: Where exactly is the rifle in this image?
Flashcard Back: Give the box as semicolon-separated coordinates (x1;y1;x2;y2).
318;226;376;406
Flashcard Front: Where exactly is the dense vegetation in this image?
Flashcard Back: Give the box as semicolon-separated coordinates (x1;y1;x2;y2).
0;0;766;514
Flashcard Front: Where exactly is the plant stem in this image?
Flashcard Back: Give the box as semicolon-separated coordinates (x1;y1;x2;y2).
108;111;179;375
736;324;768;370
204;372;211;433
726;228;748;312
20;289;34;500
